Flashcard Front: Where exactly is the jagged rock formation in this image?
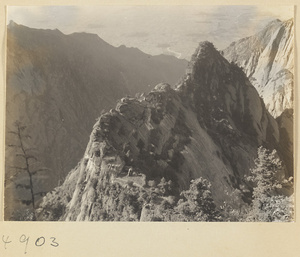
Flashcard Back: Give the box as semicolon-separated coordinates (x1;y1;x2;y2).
5;21;187;218
223;19;294;118
39;41;291;221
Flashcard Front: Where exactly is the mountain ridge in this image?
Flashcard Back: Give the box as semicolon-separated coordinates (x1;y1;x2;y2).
223;18;294;118
38;41;291;221
5;22;188;219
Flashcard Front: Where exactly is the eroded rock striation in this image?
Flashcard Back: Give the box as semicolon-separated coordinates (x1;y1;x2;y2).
39;41;291;221
223;19;294;118
5;21;187;218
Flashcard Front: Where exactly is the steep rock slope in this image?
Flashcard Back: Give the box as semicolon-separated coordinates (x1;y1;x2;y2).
276;109;294;177
223;19;294;118
5;21;187;211
40;42;288;221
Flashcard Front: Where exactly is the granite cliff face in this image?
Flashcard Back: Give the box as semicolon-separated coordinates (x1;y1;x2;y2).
39;42;290;221
5;21;187;213
223;19;294;118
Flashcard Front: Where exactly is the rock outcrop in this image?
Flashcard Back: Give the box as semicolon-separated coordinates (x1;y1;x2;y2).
223;19;294;118
5;21;187;218
39;41;290;221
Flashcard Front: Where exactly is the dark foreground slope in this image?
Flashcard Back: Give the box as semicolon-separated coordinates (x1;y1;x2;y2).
38;42;292;221
5;22;187;218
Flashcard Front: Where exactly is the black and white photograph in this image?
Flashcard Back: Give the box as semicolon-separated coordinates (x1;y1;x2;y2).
4;5;294;222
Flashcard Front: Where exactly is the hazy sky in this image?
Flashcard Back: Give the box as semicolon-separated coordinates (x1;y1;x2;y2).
7;5;294;60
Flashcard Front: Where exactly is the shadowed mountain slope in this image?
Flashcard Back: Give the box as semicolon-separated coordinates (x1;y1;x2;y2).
5;22;187;219
38;42;291;221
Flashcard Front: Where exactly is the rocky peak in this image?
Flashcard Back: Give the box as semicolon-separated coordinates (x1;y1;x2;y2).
37;37;291;221
7;20;18;29
185;41;229;80
178;41;278;148
192;41;218;60
284;18;293;26
223;19;294;118
5;23;188;219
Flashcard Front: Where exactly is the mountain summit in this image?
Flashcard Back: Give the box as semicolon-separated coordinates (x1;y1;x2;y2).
38;41;291;221
223;19;294;118
5;22;188;219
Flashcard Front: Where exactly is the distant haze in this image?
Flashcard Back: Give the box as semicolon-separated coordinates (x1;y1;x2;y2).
7;5;293;60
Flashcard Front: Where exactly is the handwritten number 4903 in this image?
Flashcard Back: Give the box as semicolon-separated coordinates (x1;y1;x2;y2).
2;235;59;254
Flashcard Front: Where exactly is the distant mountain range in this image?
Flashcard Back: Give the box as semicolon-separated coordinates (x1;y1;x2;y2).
5;21;187;218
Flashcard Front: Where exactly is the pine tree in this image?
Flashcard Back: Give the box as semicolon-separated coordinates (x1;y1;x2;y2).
175;177;220;221
248;147;283;197
246;146;293;221
8;121;48;219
